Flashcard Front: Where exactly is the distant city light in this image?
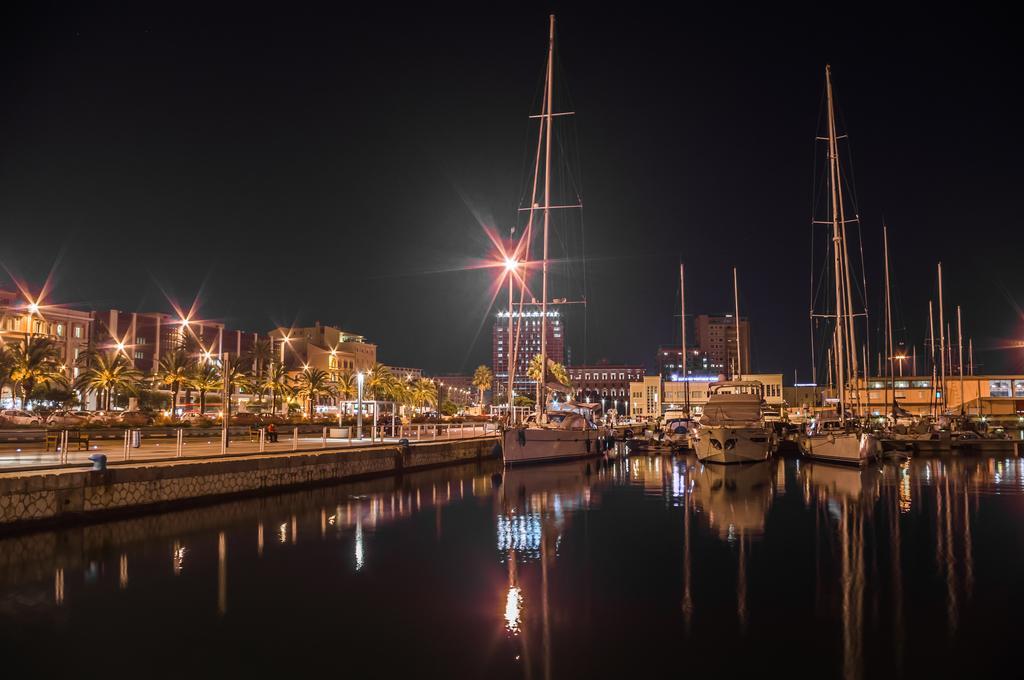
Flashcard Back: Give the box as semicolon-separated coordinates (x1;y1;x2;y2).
504;257;519;272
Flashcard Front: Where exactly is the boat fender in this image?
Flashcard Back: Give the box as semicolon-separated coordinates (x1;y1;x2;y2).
517;429;527;447
585;463;592;476
585;438;591;453
491;472;503;487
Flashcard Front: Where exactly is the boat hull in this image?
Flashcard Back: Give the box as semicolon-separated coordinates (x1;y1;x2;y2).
694;426;772;464
798;431;879;466
502;427;597;465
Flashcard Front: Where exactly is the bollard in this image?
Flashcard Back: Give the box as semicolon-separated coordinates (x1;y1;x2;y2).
322;426;327;448
176;428;184;458
259;427;266;453
292;426;298;451
88;453;107;471
123;429;131;460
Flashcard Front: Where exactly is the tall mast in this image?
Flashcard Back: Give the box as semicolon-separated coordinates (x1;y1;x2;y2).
680;262;690;413
968;338;974;376
957;306;965;415
825;65;846;421
538;13;555;421
929;300;936;418
733;267;742;378
884;225;895;415
937;263;946;413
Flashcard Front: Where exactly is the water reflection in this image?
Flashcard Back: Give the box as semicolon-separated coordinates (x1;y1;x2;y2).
0;454;1021;678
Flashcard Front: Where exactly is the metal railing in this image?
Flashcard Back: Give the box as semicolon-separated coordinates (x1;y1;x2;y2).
0;422;499;473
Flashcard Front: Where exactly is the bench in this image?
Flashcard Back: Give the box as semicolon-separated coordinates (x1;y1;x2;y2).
45;429;91;452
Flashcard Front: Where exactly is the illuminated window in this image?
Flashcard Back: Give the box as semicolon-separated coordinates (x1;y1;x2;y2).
74;325;82;338
1016;381;1024;398
990;380;1012;398
56;324;64;337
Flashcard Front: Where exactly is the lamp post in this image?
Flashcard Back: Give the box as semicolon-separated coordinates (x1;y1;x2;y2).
356;372;364;440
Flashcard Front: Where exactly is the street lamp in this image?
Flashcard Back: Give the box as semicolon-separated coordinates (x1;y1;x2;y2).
356;372;365;439
895;354;906;377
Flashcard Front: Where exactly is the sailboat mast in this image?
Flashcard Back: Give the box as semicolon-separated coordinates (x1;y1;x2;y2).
938;263;946;413
957;305;965;415
884;225;895;415
538;13;554;421
733;267;742;378
929;300;936;418
680;262;690;412
825;65;847;420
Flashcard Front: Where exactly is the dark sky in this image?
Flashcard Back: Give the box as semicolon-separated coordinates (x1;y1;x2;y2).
1;4;1021;380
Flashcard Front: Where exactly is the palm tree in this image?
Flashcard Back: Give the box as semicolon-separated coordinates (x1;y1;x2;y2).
156;350;193;418
364;363;394;401
244;337;274;379
188;362;222;414
410;378;438;413
7;336;63;409
292;367;336;420
472;365;494;405
336;371;358;402
75;352;143;410
0;344;14;408
527;354;570;391
258;362;292;415
220;355;252;422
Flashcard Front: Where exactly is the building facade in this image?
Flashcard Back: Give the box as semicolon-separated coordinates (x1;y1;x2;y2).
269;324;376;380
0;290;94;406
492;310;564;401
628;376;663;419
695;314;751;375
566;364;643;413
435;375;474;406
851;375;1024;418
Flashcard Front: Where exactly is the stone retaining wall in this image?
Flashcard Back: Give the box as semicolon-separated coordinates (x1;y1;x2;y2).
0;437;500;529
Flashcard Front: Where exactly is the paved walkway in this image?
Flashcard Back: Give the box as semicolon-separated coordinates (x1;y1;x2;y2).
0;427;496;472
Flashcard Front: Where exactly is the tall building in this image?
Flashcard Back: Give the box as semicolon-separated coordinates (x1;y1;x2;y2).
492;310;564;400
656;345;715;382
695;314;750;375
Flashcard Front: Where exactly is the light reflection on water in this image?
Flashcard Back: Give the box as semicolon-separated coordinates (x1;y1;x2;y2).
0;453;1022;678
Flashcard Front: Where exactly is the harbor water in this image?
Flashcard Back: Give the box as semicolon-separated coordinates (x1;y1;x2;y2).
1;451;1021;678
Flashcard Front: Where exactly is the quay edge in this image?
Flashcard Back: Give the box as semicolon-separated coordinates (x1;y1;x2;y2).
0;437;500;532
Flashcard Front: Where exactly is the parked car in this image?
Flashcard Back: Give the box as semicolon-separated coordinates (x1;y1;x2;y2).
257;413;286;425
229;412;260;426
46;410;91;427
0;409;43;426
118;410;155;427
181;410;219;424
88;410;120;426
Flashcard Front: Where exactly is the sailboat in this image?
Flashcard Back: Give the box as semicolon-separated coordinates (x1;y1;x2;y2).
502;16;600;466
799;65;880;466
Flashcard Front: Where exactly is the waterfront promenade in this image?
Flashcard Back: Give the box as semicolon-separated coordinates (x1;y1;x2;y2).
0;422;496;472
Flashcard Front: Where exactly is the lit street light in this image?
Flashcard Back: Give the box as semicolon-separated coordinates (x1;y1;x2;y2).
356;372;365;439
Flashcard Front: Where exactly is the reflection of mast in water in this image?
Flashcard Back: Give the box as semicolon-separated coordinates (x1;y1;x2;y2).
681;460;693;631
887;468;904;676
839;500;864;680
217;531;227;616
736;532;747;634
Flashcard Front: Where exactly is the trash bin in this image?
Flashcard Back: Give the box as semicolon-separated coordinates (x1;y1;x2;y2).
131;429;141;448
89;453;107;471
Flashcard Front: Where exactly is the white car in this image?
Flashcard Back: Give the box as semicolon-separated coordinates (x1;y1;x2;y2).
1;409;44;426
88;410;120;426
46;410;91;427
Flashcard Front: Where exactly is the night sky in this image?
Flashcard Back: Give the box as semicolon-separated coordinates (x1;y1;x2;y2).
1;4;1021;379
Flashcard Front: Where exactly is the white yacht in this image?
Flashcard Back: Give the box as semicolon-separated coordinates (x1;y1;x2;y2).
693;382;774;464
503;403;600;465
798;414;880;465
